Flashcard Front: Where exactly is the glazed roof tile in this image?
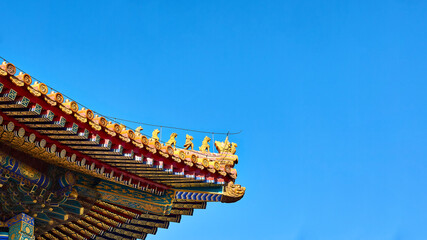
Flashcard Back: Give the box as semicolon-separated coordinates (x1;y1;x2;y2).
0;61;241;190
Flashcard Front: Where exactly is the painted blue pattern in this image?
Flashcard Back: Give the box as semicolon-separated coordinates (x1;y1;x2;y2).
175;191;222;202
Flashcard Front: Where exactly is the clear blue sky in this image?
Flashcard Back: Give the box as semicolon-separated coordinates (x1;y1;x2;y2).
2;1;427;239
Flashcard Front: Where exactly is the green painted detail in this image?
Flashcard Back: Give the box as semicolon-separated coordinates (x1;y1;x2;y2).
20;195;37;205
33;104;42;115
83;129;89;138
116;145;123;154
76;174;174;215
61;200;84;215
0;83;3;93
94;135;100;144
33;213;51;225
58;117;66;127
8;89;17;101
6;214;34;240
46;111;54;121
10;206;25;213
71;123;78;134
46;207;68;221
19;97;30;107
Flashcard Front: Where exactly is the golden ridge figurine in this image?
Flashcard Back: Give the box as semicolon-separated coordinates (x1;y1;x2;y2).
199;136;211;153
166;133;177;147
135;126;143;134
184;134;194;150
151;129;160;141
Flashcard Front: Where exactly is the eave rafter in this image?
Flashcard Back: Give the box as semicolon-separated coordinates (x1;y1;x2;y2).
0;60;246;240
37;196;206;240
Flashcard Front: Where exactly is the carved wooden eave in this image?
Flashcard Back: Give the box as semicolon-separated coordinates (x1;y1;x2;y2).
0;60;245;239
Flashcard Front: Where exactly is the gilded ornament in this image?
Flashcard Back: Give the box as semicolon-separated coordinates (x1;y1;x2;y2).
47;91;64;104
171;155;181;163
77;108;93;120
93;115;108;127
184;134;194;150
27;85;41;97
59;104;73;114
158;151;169;158
141;135;149;145
165;145;174;155
104;128;117;137
154;140;162;150
69;188;78;199
31;81;48;95
135;126;143;133
1;62;16;75
119;134;131;143
199;136;211;153
214;136;237;155
74;113;88;123
151;129;160;141
189;154;197;163
165;133;177;147
10;76;24;86
62;99;79;112
221;181;246;203
175;150;186;160
122;129;135;140
88;121;102;131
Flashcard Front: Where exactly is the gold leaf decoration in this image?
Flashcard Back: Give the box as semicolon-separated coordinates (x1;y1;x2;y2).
221;182;246;203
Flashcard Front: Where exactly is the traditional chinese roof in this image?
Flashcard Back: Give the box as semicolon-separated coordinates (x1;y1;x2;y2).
0;60;245;239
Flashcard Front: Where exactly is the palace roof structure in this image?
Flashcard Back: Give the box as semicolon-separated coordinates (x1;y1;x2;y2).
0;61;245;240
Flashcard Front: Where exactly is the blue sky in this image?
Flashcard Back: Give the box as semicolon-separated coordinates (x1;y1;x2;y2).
2;0;427;239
